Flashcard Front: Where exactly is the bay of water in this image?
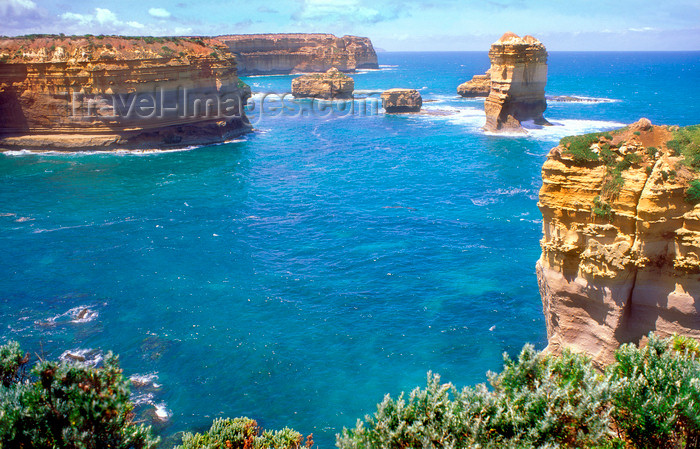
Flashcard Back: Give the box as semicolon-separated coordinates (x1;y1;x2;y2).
0;51;698;447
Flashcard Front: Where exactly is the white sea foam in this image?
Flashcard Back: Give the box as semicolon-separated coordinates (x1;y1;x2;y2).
38;305;99;325
59;348;103;367
546;95;620;104
130;372;161;389
130;391;171;421
2;138;247;157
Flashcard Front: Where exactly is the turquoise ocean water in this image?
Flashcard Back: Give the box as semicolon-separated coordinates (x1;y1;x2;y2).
0;52;698;447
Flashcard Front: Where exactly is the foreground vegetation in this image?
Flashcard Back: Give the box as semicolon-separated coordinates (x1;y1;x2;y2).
1;334;699;448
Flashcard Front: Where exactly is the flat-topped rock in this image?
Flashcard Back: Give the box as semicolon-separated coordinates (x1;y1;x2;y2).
381;89;422;113
457;72;491;98
291;68;354;99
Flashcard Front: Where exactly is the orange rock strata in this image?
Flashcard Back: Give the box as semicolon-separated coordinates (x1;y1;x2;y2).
483;32;549;132
537;119;700;366
0;36;252;151
215;34;378;75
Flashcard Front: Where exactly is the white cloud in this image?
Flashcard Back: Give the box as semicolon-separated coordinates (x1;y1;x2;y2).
174;26;193;34
95;8;118;25
148;7;171;18
60;12;92;26
0;0;36;16
128;21;146;29
296;0;388;24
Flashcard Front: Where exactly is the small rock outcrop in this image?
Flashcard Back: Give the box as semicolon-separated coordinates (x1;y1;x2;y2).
381;89;422;113
291;68;354;99
537;119;700;367
216;34;378;75
483;32;549;132
457;71;491;98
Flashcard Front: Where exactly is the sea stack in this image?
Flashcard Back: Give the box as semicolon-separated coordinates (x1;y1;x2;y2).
0;36;251;151
381;89;422;113
291;68;354;100
483;32;549;132
537;119;700;367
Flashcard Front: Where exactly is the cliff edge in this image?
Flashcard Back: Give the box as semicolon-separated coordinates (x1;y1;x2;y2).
0;36;252;151
214;34;378;75
537;119;700;366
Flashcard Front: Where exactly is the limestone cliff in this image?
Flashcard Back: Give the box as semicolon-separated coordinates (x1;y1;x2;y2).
0;36;251;151
291;68;354;99
537;119;700;366
483;32;548;132
214;34;378;75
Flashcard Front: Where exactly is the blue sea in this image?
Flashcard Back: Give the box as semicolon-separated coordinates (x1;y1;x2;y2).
1;51;698;447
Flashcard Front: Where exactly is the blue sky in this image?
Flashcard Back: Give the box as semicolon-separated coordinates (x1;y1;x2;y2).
1;0;699;50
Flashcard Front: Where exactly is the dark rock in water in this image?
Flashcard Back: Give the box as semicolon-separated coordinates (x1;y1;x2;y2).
76;308;89;320
381;89;422;113
62;351;86;362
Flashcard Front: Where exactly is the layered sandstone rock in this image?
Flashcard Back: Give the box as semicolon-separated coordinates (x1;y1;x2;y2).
381;89;422;113
483;32;549;132
457;71;490;98
291;68;354;99
0;36;251;151
537;119;700;366
215;34;378;75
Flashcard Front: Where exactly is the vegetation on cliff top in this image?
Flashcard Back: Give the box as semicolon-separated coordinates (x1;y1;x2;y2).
2;334;699;448
338;334;700;449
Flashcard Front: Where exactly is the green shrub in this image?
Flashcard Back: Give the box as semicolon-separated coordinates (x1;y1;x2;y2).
0;342;158;449
633;131;641;136
0;341;28;387
667;125;700;169
646;146;659;158
686;180;700;205
338;334;700;449
561;133;602;164
593;195;613;220
608;334;700;448
176;417;307;449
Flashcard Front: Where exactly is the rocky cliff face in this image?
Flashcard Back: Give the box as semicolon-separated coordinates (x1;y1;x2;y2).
483;32;548;132
0;36;251;151
291;68;354;99
537;119;700;366
215;34;378;75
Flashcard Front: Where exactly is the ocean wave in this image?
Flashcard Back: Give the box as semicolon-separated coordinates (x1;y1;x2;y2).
130;391;171;422
59;348;103;367
546;95;620;104
36;305;99;326
130;372;162;389
2;138;247;157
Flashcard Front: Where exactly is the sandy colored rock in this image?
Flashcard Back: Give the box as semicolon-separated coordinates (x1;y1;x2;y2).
537;120;700;367
457;71;491;98
483;32;549;132
215;34;378;75
381;88;422;113
0;36;251;151
291;68;354;100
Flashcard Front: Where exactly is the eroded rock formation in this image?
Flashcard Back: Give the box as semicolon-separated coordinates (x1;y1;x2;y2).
0;36;252;151
291;68;354;99
457;71;491;98
483;32;549;132
215;34;378;75
381;89;422;113
537;119;700;366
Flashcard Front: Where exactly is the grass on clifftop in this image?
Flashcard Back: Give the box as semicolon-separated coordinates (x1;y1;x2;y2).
668;124;700;171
